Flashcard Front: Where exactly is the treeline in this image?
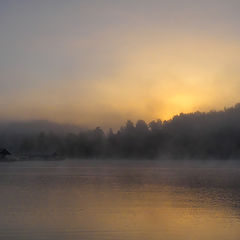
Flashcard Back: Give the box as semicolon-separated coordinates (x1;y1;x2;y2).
2;104;240;159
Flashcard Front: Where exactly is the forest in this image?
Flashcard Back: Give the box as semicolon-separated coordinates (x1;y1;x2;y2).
1;104;240;160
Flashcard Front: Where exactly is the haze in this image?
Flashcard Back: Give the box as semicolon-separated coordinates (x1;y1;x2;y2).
1;0;240;129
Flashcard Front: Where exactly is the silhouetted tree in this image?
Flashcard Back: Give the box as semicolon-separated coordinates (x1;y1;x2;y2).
3;103;240;160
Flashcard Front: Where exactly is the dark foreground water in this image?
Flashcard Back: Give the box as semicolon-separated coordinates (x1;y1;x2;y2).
0;160;240;240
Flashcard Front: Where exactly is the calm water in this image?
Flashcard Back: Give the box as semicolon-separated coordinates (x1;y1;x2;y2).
1;160;240;240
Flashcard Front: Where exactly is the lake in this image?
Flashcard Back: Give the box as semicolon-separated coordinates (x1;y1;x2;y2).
0;160;240;240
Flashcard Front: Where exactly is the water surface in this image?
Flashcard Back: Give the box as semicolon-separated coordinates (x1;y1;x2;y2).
0;160;240;240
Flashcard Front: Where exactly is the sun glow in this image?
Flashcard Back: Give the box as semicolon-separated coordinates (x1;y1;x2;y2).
1;1;240;128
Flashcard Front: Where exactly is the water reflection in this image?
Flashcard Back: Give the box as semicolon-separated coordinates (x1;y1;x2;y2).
0;160;240;240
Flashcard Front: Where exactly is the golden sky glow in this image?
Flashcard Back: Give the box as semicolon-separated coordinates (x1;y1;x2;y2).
1;1;240;128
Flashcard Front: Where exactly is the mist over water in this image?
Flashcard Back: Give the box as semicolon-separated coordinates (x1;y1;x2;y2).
1;1;240;238
1;160;240;240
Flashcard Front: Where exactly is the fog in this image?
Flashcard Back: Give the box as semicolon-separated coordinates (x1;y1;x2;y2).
1;104;240;161
1;0;240;127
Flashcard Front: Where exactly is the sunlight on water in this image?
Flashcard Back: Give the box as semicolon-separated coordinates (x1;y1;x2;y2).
0;160;240;240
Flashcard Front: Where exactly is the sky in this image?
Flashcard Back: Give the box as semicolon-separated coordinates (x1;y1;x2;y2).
1;0;240;129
